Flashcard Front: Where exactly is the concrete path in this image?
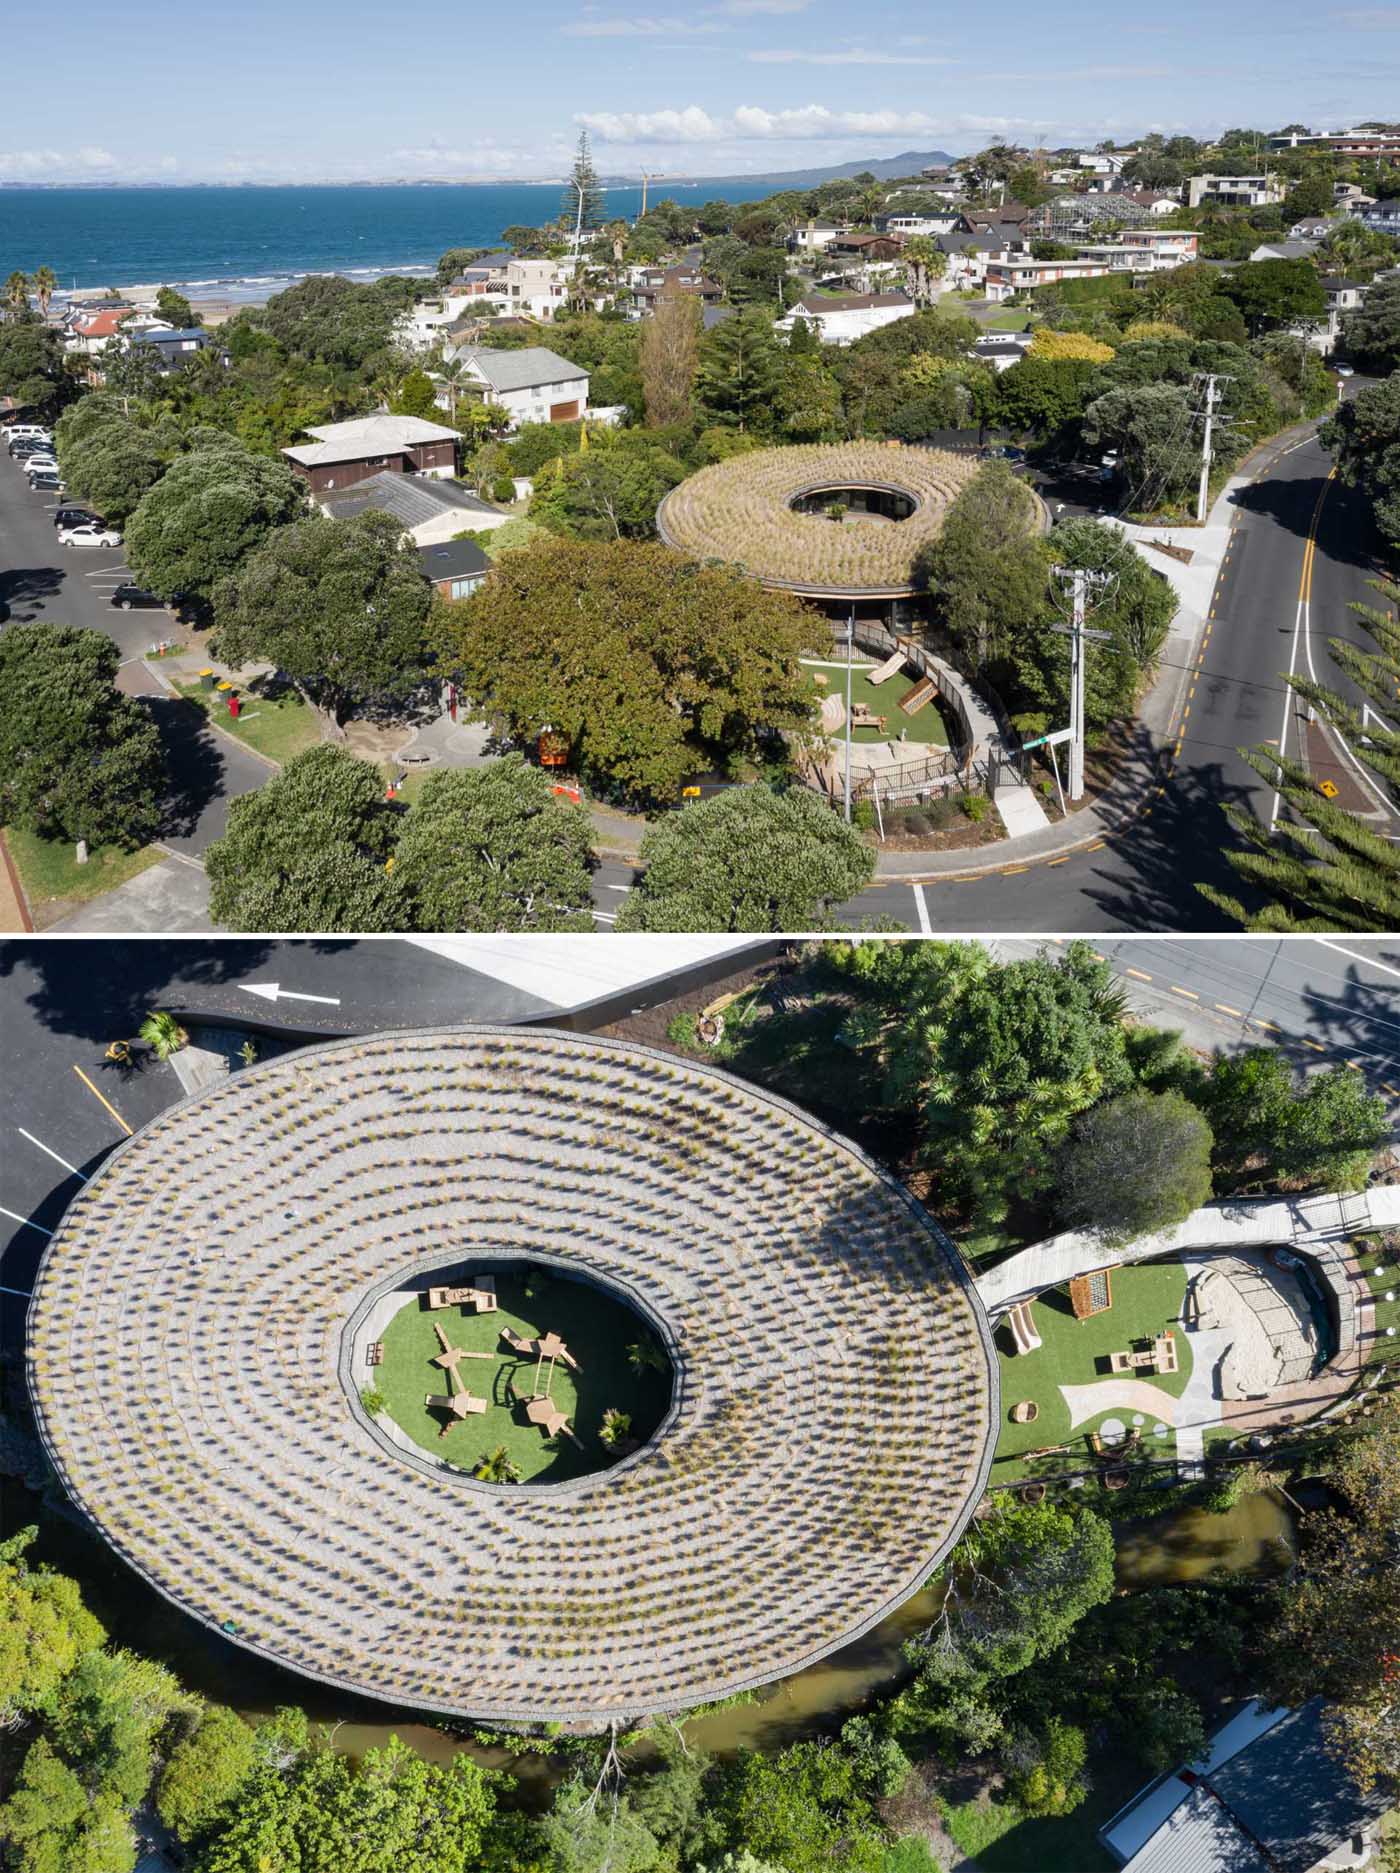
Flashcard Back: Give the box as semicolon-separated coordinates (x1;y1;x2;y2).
50;855;213;932
1061;1377;1188;1430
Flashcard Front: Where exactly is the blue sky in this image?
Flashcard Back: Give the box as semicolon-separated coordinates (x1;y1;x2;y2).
5;0;1400;183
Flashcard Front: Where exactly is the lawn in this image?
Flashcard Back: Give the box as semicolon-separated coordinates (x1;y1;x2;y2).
991;1258;1192;1479
981;311;1034;332
374;1265;672;1484
939;1763;1132;1872
802;659;950;746
3;826;160;926
175;678;321;765
1356;1235;1400;1365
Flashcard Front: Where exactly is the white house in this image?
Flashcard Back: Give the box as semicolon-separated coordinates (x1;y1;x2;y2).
981;255;1117;302
1187;173;1283;208
789;220;854;253
449;345;590;427
398;288;505;348
499;257;586;321
883;213;963;238
777;291;915;346
316;469;512;544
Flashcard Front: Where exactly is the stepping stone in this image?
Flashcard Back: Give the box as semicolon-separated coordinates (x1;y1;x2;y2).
1099;1416;1125;1440
1153;1422;1168;1435
1132;1414;1145;1425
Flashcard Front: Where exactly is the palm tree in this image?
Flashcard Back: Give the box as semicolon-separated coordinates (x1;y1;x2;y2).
433;352;467;420
4;271;29;317
627;1339;667;1377
902;237;948;308
474;1445;523;1485
139;1011;188;1060
33;266;56;317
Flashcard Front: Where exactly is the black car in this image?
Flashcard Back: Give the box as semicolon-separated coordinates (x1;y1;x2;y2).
30;474;62;495
54;506;99;529
109;584;165;612
10;437;50;458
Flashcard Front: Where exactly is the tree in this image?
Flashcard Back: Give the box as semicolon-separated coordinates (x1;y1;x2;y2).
921;460;1047;668
1322;370;1400;545
0;1738;137;1873
705;1740;886;1873
1221;257;1327;334
1002;1718;1089;1816
1028;329;1115;363
436;246;490;285
1266;1404;1400;1784
1054;1087;1214;1245
539;1781;659;1873
473;1445;523;1484
53;406;173;525
0;625;165;849
212;510;431;734
697;309;784;432
0;1529;105;1727
438;536;822;807
994;353;1101;438
391;367;440;420
563;130;607;240
51;1648;195;1809
205;745;401;932
392;759;595;932
901;236;947;307
125;441;307;602
1202;1047;1387;1191
155;286;198;329
640;293;702;427
529;432;686;541
938;1499;1117;1678
618;786;873;931
157;1706;259;1844
1081;382;1198;508
0;318;74;413
5;268;29;314
33;265;57;317
139;1011;188;1059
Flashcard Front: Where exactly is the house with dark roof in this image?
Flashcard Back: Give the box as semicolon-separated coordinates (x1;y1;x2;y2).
827;232;905;263
1101;1699;1392;1873
130;328;220;373
315;468;509;544
416;538;492;601
447;345;589;428
283;415;460;494
631;265;724;317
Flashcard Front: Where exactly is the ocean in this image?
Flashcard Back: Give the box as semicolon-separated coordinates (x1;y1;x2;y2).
0;182;782;300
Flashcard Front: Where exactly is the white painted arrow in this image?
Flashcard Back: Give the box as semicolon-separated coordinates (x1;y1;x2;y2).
239;983;341;1007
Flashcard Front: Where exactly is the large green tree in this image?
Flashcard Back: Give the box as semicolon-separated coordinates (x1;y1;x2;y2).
438;535;822;808
1322;371;1400;546
205;745;401;932
125;441;307;602
920;460;1047;669
0;317;74;414
529;433;687;541
1202;1048;1387;1191
0;626;165;849
156;1706;260;1845
617;786;875;932
1081;382;1198;508
696;309;784;432
53;404;174;524
1221;258;1327;334
392;759;595;932
213;510;432;733
1054;1086;1214;1245
0;1738;137;1873
0;1528;105;1728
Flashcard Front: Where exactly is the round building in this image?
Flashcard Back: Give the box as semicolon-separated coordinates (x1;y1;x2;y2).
27;1027;996;1725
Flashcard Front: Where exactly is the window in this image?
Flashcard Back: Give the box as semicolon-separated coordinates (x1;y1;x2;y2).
450;576;482;600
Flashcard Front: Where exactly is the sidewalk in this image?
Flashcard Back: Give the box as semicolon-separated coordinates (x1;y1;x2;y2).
0;832;33;933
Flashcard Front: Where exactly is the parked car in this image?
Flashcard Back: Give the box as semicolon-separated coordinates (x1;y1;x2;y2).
30;474;63;496
54;505;99;529
109;584;165;611
25;456;58;477
58;523;122;548
9;436;50;458
3;422;49;442
1335;363;1355;377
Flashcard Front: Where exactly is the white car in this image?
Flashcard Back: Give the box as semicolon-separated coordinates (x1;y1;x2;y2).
58;523;122;548
1335;363;1355;378
3;422;49;441
25;456;58;477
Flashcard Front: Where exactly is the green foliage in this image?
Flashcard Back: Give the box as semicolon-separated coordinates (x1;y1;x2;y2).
138;1010;187;1059
51;1647;195;1808
921;461;1047;669
359;1386;387;1416
0;316;75;413
1341;274;1400;374
840;1714;912;1797
618;787;875;932
155;286;198;329
156;1706;260;1844
510;419;583;477
439;534;823;808
1201;1047;1387;1192
1322;370;1400;546
0;624;165;849
1054;1086;1215;1246
705;1739;887;1873
206;744;400;932
1001;1717;1089;1817
0;1529;106;1726
697;309;785;431
125;439;308;601
212;509;432;727
1081;381;1197;508
538;1781;659;1873
437;246;491;285
392;758;595;932
529;431;687;540
1221;257;1328;332
52;399;180;524
258;272;411;369
392;367;440;420
0;1738;137;1873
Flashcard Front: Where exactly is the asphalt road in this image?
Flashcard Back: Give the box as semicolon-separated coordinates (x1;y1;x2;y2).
0;450;269;857
4;934;1396;1352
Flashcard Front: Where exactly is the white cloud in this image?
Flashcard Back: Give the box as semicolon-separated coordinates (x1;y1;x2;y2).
716;0;811;12
749;47;955;64
578;103;1020;142
563;13;722;33
0;146;117;177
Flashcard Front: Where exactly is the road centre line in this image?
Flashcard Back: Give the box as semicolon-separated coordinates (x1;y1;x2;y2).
16;1128;87;1180
0;1208;52;1238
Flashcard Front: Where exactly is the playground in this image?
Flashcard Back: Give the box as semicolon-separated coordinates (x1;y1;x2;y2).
802;658;951;746
373;1264;672;1483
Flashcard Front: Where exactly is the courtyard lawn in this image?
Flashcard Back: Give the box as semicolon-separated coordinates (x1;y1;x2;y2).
992;1258;1192;1479
802;660;950;746
939;1755;1136;1872
175;679;321;765
375;1266;671;1484
1357;1236;1400;1365
3;827;160;926
980;310;1034;332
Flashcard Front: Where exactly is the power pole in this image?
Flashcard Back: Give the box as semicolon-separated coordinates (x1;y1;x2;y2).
1195;372;1232;524
843;611;854;823
1050;568;1114;801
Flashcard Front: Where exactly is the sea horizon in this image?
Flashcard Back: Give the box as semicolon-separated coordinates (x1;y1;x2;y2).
0;180;781;296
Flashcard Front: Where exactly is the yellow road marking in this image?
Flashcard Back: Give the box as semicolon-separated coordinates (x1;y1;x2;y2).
1215;1003;1244;1018
1087;839;1105;851
1047;856;1069;866
1303;1039;1326;1052
1125;967;1153;981
1170;985;1200;1000
72;1065;133;1137
1250;1018;1279;1031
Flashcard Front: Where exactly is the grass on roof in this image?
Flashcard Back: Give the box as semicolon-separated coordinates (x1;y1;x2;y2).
375;1265;672;1484
991;1258;1191;1480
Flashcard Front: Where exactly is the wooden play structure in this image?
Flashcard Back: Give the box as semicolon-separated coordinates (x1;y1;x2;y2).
426;1275;497;1314
1108;1331;1178;1376
502;1325;583;1446
1069;1267;1115;1319
1005;1299;1042;1354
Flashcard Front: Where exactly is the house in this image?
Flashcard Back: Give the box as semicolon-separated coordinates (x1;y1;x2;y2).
973;332;1034;372
826;232;905;263
1077;149;1133;177
883;213;963;238
1291;215;1337;241
416;538;492;601
398;286;505;348
789;220;854;252
1311;276;1368;354
631;265;724;316
1119;189;1182;215
1117;228;1199;266
1188;173;1284;208
1271;127;1400;160
130;328;219;373
937;229;1014;291
315;468;510;544
1334;182;1376;207
500;257;582;321
1249;237;1320;262
981;255;1116;302
448;346;589;427
64;307;136;355
282;414;460;494
1100;1699;1391;1873
776;291;915;346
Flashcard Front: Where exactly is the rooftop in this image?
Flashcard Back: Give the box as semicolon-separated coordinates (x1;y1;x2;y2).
794;291;913;314
454;346;588;393
285;413;460;467
27;1027;996;1725
416;538;492;582
318;469;499;529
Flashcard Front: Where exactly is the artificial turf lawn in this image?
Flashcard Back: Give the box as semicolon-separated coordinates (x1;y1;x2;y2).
802;660;951;746
991;1258;1192;1477
375;1265;671;1484
3;827;160;926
